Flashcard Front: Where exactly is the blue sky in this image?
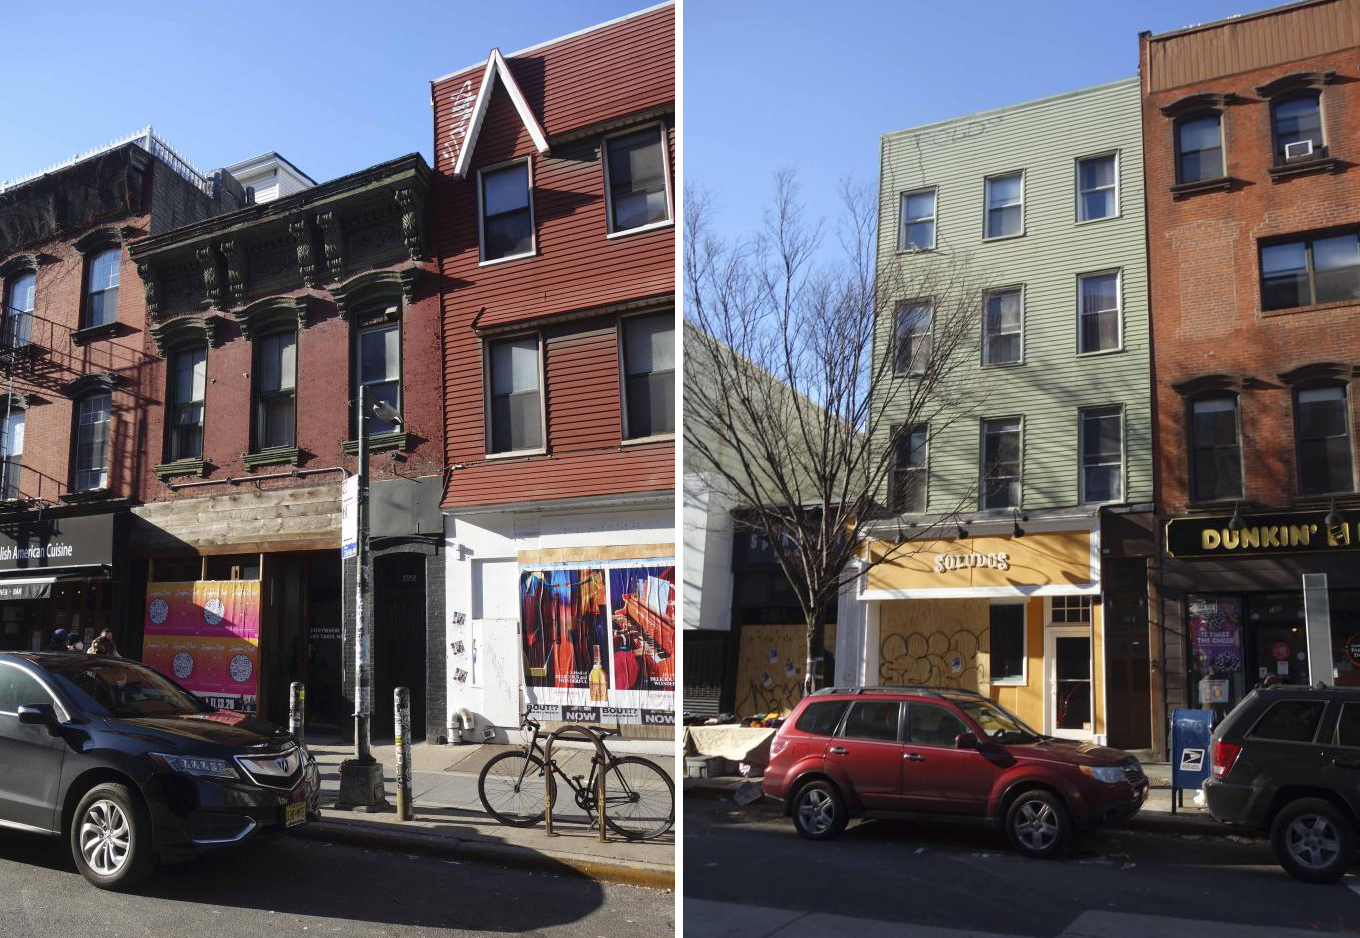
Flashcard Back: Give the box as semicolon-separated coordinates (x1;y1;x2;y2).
0;1;652;186
684;0;1252;250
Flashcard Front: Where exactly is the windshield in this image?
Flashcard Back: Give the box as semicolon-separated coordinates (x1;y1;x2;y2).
954;698;1041;744
43;658;209;719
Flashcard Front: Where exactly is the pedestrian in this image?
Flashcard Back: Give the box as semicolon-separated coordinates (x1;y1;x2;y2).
65;631;85;653
88;635;113;656
97;627;120;657
43;628;68;652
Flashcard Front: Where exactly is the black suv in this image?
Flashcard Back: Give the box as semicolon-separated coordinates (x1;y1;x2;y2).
0;652;320;890
1205;684;1360;883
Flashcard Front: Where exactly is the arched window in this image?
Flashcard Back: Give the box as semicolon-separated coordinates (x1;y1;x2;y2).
1189;395;1242;502
1295;384;1354;495
2;270;34;348
1272;91;1324;164
1176;113;1223;184
355;318;401;438
73;392;112;492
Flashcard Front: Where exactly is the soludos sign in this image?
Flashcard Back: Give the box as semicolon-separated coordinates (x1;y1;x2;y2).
933;551;1010;574
1166;509;1358;559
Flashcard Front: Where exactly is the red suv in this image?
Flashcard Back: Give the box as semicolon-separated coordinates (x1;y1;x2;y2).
763;686;1147;857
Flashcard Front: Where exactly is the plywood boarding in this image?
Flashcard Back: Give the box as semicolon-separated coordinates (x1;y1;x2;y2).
733;624;807;717
1145;0;1360;92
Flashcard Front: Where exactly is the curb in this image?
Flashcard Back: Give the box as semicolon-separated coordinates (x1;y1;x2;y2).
294;818;675;890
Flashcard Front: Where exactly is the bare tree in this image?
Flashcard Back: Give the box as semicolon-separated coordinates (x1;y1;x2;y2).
684;170;989;697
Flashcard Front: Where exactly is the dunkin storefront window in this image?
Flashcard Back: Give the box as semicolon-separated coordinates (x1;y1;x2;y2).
1188;595;1245;708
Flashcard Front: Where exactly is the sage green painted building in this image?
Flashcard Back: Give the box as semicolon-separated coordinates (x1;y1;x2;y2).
875;78;1151;518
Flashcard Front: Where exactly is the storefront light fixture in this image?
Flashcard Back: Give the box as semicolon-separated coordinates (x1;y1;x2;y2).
1227;502;1245;532
1325;497;1344;528
956;524;969;539
372;400;403;427
1011;509;1027;539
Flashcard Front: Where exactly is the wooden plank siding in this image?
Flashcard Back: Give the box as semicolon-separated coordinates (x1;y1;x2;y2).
875;79;1152;515
431;4;675;510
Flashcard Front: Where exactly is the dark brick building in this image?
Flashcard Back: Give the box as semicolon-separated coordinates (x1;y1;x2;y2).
1141;0;1360;723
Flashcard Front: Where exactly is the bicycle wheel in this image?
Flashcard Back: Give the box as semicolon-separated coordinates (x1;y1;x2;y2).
599;756;674;840
478;750;556;827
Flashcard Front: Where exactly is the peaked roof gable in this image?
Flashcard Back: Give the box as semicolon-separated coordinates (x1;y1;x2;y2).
452;48;549;179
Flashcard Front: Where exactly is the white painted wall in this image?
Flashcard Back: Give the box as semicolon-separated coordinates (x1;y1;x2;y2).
443;501;673;741
682;470;735;633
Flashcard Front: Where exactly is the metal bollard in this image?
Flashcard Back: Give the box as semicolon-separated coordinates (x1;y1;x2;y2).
395;686;413;821
289;682;306;743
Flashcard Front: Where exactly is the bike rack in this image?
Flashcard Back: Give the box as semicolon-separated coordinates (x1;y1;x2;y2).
542;724;610;843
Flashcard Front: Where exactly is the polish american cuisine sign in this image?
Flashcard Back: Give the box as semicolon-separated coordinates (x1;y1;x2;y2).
1166;509;1360;559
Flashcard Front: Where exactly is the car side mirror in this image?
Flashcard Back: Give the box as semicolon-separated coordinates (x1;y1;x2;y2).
955;731;979;750
17;703;59;734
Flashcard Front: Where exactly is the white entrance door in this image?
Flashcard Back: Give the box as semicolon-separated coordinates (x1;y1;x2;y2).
1045;627;1093;740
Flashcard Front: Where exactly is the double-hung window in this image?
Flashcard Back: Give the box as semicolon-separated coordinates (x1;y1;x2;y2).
1077;154;1116;222
74;393;111;492
479;161;533;262
983;288;1022;365
84;248;120;328
893;301;932;375
1260;230;1360;311
356;323;401;436
605;125;671;234
1176;114;1224;183
984;173;1023;239
981;417;1021;509
255;331;297;451
1295;385;1354;495
168;346;206;462
1078;271;1120;353
1080;406;1123;504
488;335;543;453
622;313;674;439
0;408;22;500
1273;92;1324;163
891;425;927;513
1190;396;1243;501
899;189;936;251
2;271;33;349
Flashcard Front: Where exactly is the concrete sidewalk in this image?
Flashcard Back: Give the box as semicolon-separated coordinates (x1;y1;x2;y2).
296;737;676;889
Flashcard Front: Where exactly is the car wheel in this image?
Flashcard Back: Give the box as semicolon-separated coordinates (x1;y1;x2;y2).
1005;789;1070;859
1271;798;1355;884
791;780;847;841
70;783;155;891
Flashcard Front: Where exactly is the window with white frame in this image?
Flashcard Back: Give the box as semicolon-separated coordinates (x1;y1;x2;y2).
893;301;932;375
899;189;936;251
1050;595;1092;623
255;330;297;450
479;161;533;262
984;172;1023;239
622;313;674;438
891;425;927;513
989;605;1025;682
983;288;1022;365
74;393;111;492
84;248;120;328
488;335;542;453
1080;406;1122;504
167;346;206;462
356;322;401;437
981;417;1021;509
1078;271;1120;353
1077;154;1116;222
0;408;22;500
2;271;33;349
605;126;671;233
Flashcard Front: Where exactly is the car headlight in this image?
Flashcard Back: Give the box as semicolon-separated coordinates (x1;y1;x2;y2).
150;753;241;779
1080;765;1125;784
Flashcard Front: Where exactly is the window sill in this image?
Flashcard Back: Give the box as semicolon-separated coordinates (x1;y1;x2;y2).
342;431;411;455
607;219;674;240
896;246;939;256
154;458;207;480
981;359;1024;368
1076;346;1125;358
243;446;300;468
620;433;674;447
1261;298;1359;319
990;678;1027;687
1268;156;1342;181
70;322;118;346
59;488;112;504
1170;176;1235;199
483;447;547;461
478;250;537;268
981;232;1026;243
1075;213;1121;226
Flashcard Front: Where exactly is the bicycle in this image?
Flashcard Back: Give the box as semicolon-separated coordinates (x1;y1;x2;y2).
477;711;674;840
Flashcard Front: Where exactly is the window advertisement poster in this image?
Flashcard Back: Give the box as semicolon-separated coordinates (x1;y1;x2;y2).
1188;595;1243;675
142;580;262;713
520;559;675;726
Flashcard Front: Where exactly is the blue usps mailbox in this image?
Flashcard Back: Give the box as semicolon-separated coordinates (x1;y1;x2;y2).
1171;708;1213;813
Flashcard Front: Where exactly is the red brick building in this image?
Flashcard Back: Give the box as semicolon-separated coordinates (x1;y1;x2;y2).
0;130;238;661
433;4;676;741
1142;0;1360;718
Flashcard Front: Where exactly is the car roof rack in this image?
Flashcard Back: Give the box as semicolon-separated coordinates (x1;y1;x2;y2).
809;685;988;700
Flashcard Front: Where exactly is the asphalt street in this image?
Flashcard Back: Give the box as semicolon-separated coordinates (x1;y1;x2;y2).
0;828;673;938
684;797;1360;936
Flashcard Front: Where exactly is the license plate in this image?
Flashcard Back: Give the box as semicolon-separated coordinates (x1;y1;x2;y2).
285;802;307;828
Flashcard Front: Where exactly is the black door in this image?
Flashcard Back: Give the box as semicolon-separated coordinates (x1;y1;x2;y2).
0;663;64;831
305;555;344;734
372;553;426;740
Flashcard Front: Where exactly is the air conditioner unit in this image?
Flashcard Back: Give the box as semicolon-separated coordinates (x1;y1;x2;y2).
1285;139;1315;161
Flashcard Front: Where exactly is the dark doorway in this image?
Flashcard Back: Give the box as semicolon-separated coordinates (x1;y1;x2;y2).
372;552;427;740
1105;591;1152;750
305;553;345;734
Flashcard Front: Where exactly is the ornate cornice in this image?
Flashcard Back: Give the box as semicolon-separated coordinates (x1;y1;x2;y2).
290;215;319;288
1256;71;1337;99
1161;92;1237;119
72;226;123;256
149;314;230;354
393;186;424;261
220;239;249;307
317;211;344;280
197;244;224;309
329;266;421;320
235;294;313;339
60;372;120;400
136;260;161;317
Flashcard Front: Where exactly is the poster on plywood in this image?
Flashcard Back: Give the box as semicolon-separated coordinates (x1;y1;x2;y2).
142;580;261;713
519;559;674;724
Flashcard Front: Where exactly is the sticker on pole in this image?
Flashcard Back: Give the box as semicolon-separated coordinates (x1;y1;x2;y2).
341;475;358;559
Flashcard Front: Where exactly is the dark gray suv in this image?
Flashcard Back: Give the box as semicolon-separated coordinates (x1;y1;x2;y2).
1205;684;1360;883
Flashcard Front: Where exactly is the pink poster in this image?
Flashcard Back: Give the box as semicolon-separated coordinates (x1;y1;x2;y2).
144;580;261;712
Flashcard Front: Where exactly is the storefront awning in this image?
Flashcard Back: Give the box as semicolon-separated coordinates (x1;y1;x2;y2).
0;571;107;601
